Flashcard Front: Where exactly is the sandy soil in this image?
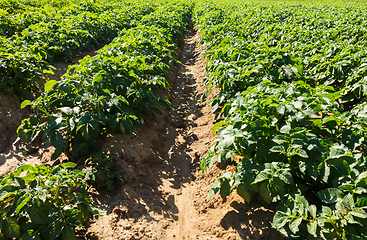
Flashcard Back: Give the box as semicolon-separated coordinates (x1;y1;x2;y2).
0;22;284;239
0;49;97;175
84;22;284;240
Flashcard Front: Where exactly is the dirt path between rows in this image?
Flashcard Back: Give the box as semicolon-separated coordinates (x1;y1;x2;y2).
0;20;284;240
85;21;283;240
163;21;208;239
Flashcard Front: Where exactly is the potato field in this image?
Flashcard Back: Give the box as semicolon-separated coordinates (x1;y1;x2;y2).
1;0;367;239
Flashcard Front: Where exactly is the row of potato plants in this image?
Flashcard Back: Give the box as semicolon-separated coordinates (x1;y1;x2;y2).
0;163;106;240
0;0;115;38
0;1;192;239
0;151;124;240
195;0;367;239
0;0;73;14
0;0;156;98
17;1;192;160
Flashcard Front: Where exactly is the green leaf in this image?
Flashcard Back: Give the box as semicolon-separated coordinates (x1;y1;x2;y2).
327;158;350;176
50;221;64;239
220;178;232;198
51;134;64;151
329;144;348;159
296;149;308;158
157;97;171;108
61;225;76;240
309;205;317;218
2;218;20;238
21;100;32;109
0;185;17;201
259;182;272;204
289;217;302;234
316;188;344;204
51;148;63;160
211;99;219;112
269;145;285;154
44;80;58;92
221;172;232;179
61;162;77;169
39;224;50;240
350;208;367;219
253;171;270;184
87;206;106;216
280;125;291;134
343;193;355;210
221;135;235;149
307;220;317;237
14;165;34;175
356;171;367;185
255;144;270;159
272;135;288;144
72;140;90;158
273;211;288;229
92;73;103;85
200;155;214;173
354;187;367;194
212;121;224;135
237;183;251;204
21;172;36;182
122;119;134;133
209;179;221;197
279;171;293;184
357;197;367;207
107;184;114;191
318;161;330;183
26;204;50;225
272;178;286;196
15;195;31;214
59;107;72;115
306;161;318;181
151;107;162;115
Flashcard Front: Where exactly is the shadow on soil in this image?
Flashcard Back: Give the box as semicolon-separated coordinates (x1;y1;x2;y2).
220;201;284;240
88;23;202;228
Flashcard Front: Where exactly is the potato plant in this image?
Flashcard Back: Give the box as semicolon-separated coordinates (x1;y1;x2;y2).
85;151;124;191
0;163;105;240
0;0;157;97
17;1;192;159
195;0;367;239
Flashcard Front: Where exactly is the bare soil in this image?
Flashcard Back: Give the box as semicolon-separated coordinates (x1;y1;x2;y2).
0;22;284;239
0;49;97;175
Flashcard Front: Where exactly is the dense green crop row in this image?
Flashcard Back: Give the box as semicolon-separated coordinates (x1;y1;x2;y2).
0;163;105;240
195;1;367;239
18;0;192;160
0;0;104;37
0;0;76;14
198;1;367;110
0;0;192;239
0;0;156;98
0;0;154;38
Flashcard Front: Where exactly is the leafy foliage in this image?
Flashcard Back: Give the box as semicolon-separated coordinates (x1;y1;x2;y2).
85;151;124;191
0;163;105;240
17;1;192;159
0;0;156;97
195;0;367;239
